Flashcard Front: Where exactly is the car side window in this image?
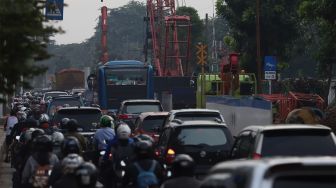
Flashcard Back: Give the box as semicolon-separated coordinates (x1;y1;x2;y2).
231;131;252;159
134;117;141;130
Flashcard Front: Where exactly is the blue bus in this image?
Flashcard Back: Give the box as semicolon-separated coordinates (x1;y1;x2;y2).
97;60;154;111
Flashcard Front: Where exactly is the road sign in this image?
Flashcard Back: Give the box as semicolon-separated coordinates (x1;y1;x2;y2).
45;0;64;20
196;44;207;65
264;56;277;80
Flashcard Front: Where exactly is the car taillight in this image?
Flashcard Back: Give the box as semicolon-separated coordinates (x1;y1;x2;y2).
253;152;262;160
118;114;129;119
166;148;175;164
109;153;113;160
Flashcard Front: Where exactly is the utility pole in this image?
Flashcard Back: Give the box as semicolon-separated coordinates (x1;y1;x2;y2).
256;0;262;93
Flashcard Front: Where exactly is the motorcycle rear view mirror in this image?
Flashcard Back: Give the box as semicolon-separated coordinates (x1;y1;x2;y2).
16;136;20;141
100;151;106;156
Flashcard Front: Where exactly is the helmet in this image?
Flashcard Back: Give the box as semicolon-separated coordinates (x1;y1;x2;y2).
134;140;153;159
60;118;70;128
51;131;64;146
117;124;131;140
62;153;84;174
171;154;195;177
62;136;81;156
285;107;319;124
67;119;79;132
17;110;27;121
31;128;45;141
39;114;50;124
75;162;98;188
100;115;114;127
134;134;154;144
33;135;53;152
20;128;35;143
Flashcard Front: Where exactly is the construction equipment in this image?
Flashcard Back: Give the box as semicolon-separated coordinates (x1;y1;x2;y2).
144;0;196;109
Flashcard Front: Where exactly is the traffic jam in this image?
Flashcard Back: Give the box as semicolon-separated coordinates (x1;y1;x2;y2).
3;86;335;188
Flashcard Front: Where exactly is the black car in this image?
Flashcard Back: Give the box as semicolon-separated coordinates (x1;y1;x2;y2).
46;95;83;117
155;120;234;176
117;99;164;130
52;107;102;150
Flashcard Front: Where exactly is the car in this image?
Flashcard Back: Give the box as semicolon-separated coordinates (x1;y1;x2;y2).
201;156;336;188
163;108;225;128
40;91;69;112
155;120;234;176
117;99;164;130
134;112;169;142
42;91;68;102
46;95;83;117
51;107;102;150
230;124;336;160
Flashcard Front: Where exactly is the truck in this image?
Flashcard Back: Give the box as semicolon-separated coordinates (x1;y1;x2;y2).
54;68;85;91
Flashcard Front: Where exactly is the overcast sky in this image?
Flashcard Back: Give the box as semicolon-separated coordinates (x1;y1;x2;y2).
50;0;216;45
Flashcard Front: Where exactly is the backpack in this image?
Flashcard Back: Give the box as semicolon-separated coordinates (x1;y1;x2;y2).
31;164;53;188
134;160;159;188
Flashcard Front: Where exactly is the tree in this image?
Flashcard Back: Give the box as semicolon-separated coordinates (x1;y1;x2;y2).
216;0;301;75
0;0;60;102
299;0;336;86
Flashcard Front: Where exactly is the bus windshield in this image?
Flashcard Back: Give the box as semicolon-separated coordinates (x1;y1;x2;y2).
105;68;147;86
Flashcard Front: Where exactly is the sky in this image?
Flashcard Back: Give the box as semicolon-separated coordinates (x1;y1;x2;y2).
50;0;216;45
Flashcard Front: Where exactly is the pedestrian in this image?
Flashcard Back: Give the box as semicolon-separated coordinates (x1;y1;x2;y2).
4;109;18;162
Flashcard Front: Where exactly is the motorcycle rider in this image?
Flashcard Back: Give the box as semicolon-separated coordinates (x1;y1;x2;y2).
160;154;201;188
122;140;164;188
64;119;87;151
21;134;59;187
52;131;65;159
52;153;84;188
75;162;99;188
101;124;134;188
38;114;54;135
49;136;82;186
93;115;115;165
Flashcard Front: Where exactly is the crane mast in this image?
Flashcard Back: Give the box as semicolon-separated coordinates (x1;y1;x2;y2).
145;0;191;76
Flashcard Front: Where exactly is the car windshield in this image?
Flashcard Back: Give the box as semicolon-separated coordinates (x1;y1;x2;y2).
175;112;221;121
54;109;101;131
124;103;162;114
48;98;82;116
141;116;166;132
174;127;228;148
273;175;336;188
262;129;336;156
45;92;68;99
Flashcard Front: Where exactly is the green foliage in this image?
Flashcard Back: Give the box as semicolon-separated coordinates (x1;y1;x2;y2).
0;0;60;102
299;0;336;79
216;0;301;75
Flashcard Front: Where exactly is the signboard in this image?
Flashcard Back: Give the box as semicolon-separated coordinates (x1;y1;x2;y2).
264;56;277;80
45;0;64;20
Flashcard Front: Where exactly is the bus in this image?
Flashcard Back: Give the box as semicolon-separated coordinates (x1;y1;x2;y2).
97;60;154;111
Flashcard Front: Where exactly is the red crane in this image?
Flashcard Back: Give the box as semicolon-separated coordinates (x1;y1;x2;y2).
101;6;109;64
145;0;191;76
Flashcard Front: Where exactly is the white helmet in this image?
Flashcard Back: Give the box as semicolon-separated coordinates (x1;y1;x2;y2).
51;131;64;146
117;124;131;140
62;153;84;174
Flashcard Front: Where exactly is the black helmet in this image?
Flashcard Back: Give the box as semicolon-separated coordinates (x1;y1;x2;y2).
134;140;153;159
33;135;53;152
67;119;79;132
62;136;81;156
172;154;195;177
31;128;45;141
75;162;98;188
60;118;70;128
